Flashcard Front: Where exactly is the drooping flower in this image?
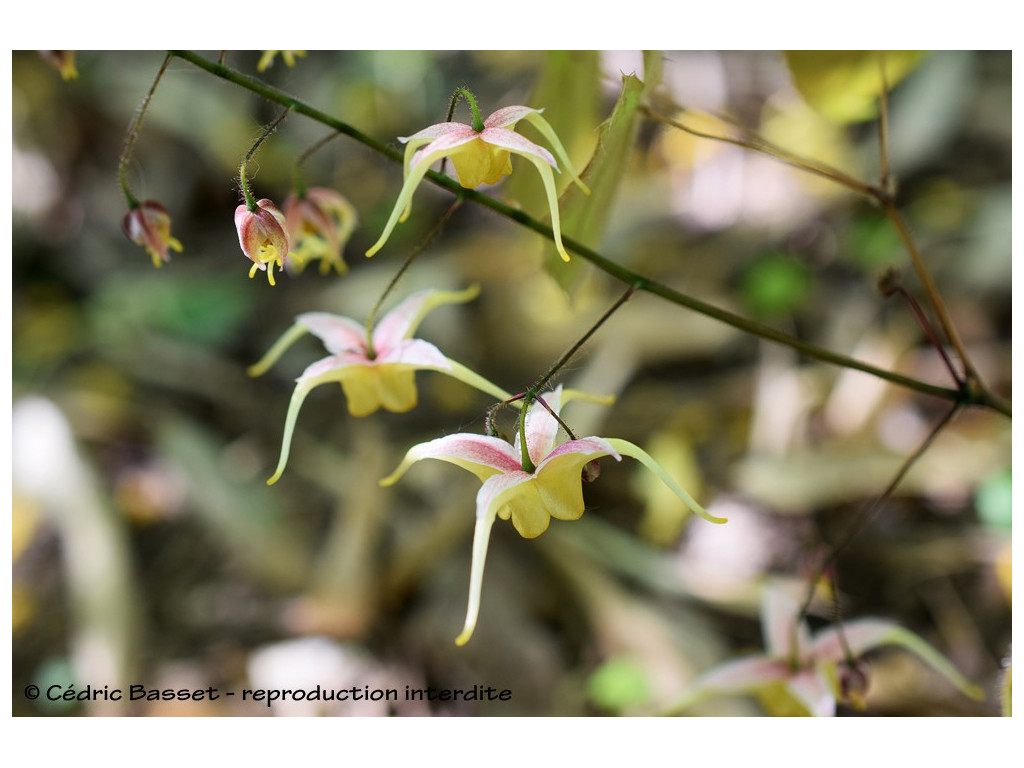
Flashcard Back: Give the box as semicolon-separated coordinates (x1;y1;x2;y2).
235;198;293;286
676;583;984;716
122;200;183;268
249;286;510;485
365;102;590;263
380;387;726;646
39;51;77;81
257;51;306;72
282;187;358;275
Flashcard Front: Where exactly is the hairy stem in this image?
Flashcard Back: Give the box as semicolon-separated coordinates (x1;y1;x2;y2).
363;199;463;357
118;54;173;207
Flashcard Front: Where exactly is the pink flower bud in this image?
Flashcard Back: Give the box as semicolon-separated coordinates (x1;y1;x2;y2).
282;187;357;275
234;198;291;286
122;200;183;268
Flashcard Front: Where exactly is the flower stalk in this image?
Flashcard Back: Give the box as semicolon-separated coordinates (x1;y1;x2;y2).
118;54;172;208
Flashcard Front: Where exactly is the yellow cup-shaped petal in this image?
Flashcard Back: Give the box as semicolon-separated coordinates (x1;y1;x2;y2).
450;139;513;188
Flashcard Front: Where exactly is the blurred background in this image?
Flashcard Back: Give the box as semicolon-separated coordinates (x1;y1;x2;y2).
11;50;1011;716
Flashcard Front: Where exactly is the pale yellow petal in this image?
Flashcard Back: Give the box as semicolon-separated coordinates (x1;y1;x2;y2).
521;110;591;194
605;438;726;524
339;368;385;417
247;323;310;378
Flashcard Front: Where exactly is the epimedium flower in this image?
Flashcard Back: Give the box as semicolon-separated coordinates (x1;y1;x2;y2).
676;583;984;716
380;387;727;646
257;50;306;72
282;187;358;275
248;285;511;485
235;198;293;286
122;200;183;268
365;92;590;263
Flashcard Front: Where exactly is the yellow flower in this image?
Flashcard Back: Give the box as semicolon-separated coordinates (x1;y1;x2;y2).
676;583;984;716
366;104;589;262
248;286;510;484
381;387;725;646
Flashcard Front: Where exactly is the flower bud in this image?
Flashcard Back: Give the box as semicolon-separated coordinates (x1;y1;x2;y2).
39;51;77;81
838;659;870;710
235;198;291;286
122;200;183;268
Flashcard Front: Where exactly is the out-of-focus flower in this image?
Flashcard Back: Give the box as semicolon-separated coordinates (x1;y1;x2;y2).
39;51;77;80
249;286;509;484
283;187;357;275
122;200;183;268
677;583;984;716
257;51;306;72
381;387;725;646
234;198;292;286
365;103;589;262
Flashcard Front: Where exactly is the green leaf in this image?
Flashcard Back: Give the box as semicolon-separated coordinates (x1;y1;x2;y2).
503;50;601;215
586;656;652;712
538;52;662;292
975;467;1011;531
849;212;904;271
783;51;926;124
92;272;253;347
739;250;813;319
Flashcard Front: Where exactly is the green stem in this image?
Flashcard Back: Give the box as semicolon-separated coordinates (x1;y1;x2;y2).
292;132;342;198
517;393;536;473
456;87;485;132
530;284;637;396
363;199;463;358
883;205;979;385
238;108;292;211
168;51;1009;419
118;53;172;208
797;401;963;626
239;162;257;211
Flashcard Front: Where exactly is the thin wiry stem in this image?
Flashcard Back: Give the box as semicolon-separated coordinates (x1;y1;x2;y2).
292;132;343;198
877;56;893;197
118;54;173;207
643;99;1009;419
239;108;292;210
642;106;880;199
529;284;637;396
797;401;962;626
363;199;463;358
